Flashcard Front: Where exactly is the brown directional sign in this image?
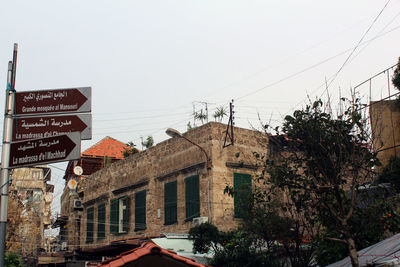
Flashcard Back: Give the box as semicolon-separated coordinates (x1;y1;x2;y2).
9;132;81;168
12;114;92;141
14;87;91;115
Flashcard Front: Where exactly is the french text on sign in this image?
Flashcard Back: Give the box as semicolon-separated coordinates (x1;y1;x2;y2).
14;87;91;115
9;132;81;168
13;114;92;141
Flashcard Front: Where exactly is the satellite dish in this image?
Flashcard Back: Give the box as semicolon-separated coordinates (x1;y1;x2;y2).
74;166;83;176
67;179;78;190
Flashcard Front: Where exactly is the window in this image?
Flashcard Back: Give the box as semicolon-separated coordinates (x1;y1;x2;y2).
164;181;177;225
185;175;200;221
234;173;252;218
110;196;130;234
86;207;94;243
135;190;146;231
97;203;106;240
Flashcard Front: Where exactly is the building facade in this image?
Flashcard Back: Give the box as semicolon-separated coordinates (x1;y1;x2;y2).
74;122;267;251
54;136;129;254
9;166;54;264
370;100;400;167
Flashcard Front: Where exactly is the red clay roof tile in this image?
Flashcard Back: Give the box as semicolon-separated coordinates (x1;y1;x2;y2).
82;136;128;159
99;242;208;267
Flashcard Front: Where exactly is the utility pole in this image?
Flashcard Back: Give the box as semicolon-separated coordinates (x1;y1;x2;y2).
223;100;234;148
0;44;17;267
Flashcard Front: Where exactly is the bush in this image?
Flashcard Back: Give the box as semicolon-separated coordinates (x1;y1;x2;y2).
5;252;22;267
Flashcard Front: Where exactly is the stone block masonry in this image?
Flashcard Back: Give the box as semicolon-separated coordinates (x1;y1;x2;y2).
80;122;268;248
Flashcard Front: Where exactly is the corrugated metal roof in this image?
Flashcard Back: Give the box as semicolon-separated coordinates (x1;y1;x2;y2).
327;233;400;267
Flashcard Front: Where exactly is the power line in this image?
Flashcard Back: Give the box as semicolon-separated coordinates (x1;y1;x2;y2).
234;24;400;103
323;0;392;93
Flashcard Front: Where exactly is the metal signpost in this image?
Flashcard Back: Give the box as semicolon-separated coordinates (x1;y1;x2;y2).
0;44;92;267
0;44;17;267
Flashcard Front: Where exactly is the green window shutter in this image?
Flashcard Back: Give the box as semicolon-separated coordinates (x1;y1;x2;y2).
86;207;94;243
135;190;146;231
122;196;130;233
97;203;106;240
110;198;119;234
185;175;200;221
234;173;252;218
164;181;177;225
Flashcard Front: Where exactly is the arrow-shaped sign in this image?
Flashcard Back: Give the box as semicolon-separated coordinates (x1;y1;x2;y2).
12;114;92;141
14;87;91;115
9;132;81;168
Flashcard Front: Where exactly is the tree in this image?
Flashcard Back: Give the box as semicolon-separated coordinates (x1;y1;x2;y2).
376;156;400;192
265;98;380;267
194;109;207;125
123;141;139;158
189;223;283;267
393;57;400;90
141;136;154;149
213;106;227;122
190;182;315;267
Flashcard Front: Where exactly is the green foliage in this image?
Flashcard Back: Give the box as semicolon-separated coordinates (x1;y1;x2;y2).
189;223;283;267
266;98;395;266
213;106;228;122
189;222;221;254
123;141;139;158
194;109;208;125
5;252;22;267
187;122;194;131
142;136;154;149
313;235;348;267
377;156;400;192
313;193;398;265
393;57;400;91
194;184;314;266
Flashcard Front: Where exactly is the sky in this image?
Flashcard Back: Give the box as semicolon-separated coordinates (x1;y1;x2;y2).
0;0;399;226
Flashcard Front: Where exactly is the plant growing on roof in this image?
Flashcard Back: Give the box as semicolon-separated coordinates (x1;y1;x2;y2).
122;141;139;158
194;109;207;125
213;106;228;122
141;136;154;149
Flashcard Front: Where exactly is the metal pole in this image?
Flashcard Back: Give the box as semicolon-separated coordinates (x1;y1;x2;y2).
0;44;17;267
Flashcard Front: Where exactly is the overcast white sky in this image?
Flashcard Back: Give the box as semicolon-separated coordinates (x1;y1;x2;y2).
1;0;400;220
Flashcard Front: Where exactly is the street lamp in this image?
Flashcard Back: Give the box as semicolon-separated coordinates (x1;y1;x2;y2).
166;128;211;169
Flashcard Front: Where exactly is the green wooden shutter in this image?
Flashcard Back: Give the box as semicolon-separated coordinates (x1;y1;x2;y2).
122;196;130;233
185;175;200;221
135;190;146;231
97;203;106;240
86;207;94;243
110;198;119;234
164;181;177;225
234;173;252;218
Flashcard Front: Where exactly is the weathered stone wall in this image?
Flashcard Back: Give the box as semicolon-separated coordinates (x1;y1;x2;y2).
79;122;268;248
370;100;400;167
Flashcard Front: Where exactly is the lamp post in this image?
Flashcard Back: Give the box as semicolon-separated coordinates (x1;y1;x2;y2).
166;128;211;169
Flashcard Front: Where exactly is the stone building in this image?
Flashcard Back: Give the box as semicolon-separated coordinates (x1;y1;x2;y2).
75;122;267;251
54;136;129;253
370;100;400;167
9;166;54;264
